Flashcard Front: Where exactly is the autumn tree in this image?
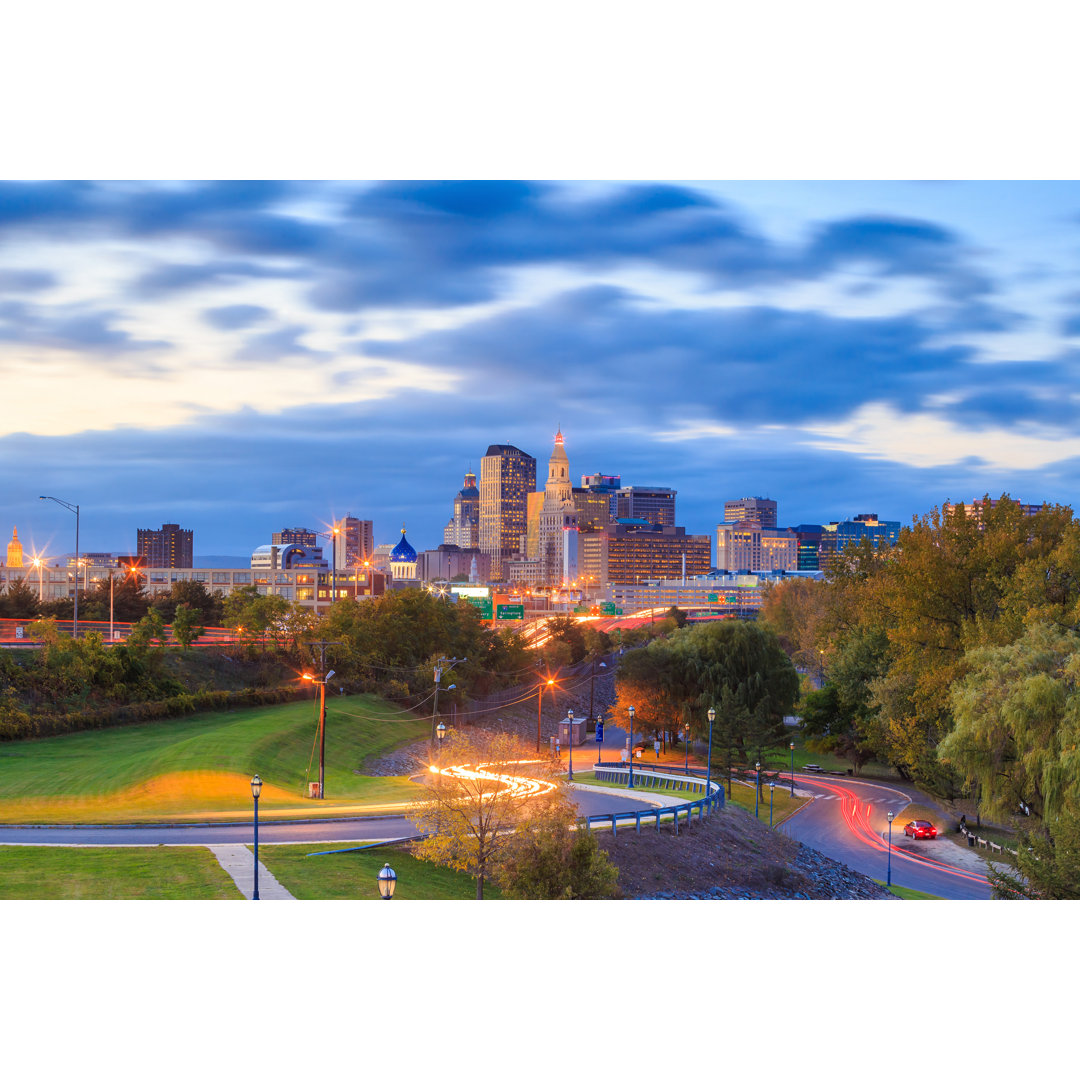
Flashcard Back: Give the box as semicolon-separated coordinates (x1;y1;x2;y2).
408;728;569;899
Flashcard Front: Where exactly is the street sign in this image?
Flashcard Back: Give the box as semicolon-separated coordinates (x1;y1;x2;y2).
463;595;493;618
707;593;718;602
599;602;616;615
595;720;604;743
496;603;524;620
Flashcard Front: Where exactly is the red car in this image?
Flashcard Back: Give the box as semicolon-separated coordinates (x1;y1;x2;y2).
903;819;938;839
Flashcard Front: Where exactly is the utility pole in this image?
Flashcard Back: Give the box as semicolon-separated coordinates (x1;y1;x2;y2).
431;656;466;746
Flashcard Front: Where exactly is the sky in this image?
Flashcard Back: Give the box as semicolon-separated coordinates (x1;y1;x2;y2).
4;178;1080;560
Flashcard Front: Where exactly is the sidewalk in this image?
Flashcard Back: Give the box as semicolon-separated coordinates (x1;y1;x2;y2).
209;843;296;900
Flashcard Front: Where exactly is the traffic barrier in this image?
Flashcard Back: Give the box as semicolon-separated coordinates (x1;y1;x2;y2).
581;766;724;836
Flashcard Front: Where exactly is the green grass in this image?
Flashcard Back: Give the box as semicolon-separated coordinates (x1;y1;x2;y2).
0;845;241;899
252;842;502;900
782;733;901;781
722;781;809;826
0;693;428;822
876;881;943;900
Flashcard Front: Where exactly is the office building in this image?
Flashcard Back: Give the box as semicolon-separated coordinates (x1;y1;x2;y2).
793;525;825;571
417;544;491;583
338;516;375;568
581;473;622;518
572;487;611;532
137;523;193;568
578;522;710;586
251;544;328;571
443;471;480;550
715;521;798;573
942;497;1045;524
724;497;778;529
479;444;536;579
272;527;318;548
616;486;676;527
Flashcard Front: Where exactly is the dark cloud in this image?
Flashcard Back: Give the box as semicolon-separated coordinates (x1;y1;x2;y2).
0;300;170;353
1063;313;1080;337
130;260;307;298
202;304;272;331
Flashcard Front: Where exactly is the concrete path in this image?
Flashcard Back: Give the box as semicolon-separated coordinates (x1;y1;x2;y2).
209;844;296;900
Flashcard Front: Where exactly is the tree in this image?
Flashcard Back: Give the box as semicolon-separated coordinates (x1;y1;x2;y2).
0;578;39;619
758;576;830;673
494;798;619;899
152;580;224;625
408;728;568;899
170;602;203;649
129;609;168;648
987;807;1080;900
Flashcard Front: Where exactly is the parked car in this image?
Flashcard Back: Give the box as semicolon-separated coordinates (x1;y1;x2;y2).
903;819;938;839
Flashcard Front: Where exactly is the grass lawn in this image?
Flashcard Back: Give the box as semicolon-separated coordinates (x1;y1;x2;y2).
252;842;502;900
876;881;943;900
0;694;427;824
0;845;241;899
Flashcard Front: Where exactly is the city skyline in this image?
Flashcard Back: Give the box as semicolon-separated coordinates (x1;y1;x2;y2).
4;180;1080;557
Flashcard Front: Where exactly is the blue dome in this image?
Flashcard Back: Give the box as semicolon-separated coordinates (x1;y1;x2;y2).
390;530;417;562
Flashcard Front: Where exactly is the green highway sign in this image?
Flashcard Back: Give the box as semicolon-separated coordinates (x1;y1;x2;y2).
708;593;718;602
496;603;524;620
463;595;493;618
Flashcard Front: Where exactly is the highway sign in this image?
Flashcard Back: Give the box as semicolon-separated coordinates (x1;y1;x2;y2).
463;595;493;618
496;603;524;620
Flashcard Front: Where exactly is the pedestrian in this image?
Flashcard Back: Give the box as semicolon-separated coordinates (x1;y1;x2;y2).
654;737;660;759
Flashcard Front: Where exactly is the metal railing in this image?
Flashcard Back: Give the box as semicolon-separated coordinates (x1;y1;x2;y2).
580;767;724;836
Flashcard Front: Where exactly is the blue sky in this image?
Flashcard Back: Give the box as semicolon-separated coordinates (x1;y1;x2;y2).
4;179;1080;560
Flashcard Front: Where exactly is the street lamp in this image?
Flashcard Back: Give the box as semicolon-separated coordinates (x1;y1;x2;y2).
706;707;715;801
39;496;80;638
432;656;465;747
587;658;607;730
769;781;775;827
887;810;894;887
250;774;262;901
566;709;575;782
302;670;336;798
537;676;554;752
627;705;636;789
790;740;796;797
377;862;397;899
754;761;761;818
683;721;691;774
436;721;446;757
31;556;44;603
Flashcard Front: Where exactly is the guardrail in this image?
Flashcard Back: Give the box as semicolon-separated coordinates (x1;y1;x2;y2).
580;767;724;836
959;823;1017;858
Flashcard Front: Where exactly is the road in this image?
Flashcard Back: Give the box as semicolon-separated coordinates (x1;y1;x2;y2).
780;773;993;900
0;787;658;847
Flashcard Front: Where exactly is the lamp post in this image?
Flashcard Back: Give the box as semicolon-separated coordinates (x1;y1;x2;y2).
887;810;894;887
39;496;79;638
32;557;43;603
587;658;607;730
436;721;446;759
627;705;636;789
566;709;575;782
769;781;775;827
537;676;554;752
302;670;336;798
683;721;691;774
754;761;761;818
790;741;795;797
432;656;465;747
250;774;262;900
706;707;715;801
377;862;397;899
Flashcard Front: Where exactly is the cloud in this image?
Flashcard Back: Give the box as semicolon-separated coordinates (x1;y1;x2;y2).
130;259;307;298
0;269;57;293
234;325;332;363
0;300;170;353
202;304;272;331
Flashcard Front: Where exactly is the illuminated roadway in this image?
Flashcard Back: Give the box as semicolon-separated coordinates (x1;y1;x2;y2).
780;773;993;900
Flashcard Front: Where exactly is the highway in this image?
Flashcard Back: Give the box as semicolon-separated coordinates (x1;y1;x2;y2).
780;773;993;899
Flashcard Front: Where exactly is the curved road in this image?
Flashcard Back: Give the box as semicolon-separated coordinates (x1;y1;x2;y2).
780;773;992;900
0;788;658;847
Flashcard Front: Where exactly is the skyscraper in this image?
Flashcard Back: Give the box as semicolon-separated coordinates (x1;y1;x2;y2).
479;444;536;579
537;429;579;586
273;527;318;547
443;470;480;549
616;486;677;526
724;497;778;529
339;516;375;568
137;523;194;568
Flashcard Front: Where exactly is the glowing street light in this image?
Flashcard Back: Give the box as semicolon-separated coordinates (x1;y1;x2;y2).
683;721;691;774
39;496;80;638
566;708;575;782
377;862;397;899
754;761;761;818
706;707;715;802
250;774;263;901
769;781;775;827
436;721;446;757
790;741;796;797
537;676;555;752
302;670;336;798
627;704;636;789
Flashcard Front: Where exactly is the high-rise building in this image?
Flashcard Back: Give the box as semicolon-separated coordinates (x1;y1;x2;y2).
715;521;797;573
616;486;676;526
578;522;710;586
942;497;1045;525
137;523;193;568
571;487;611;532
443;471;480;550
793;525;825;571
273;527;318;547
537;430;580;586
724;497;778;529
581;473;622;518
338;516;375;568
479;444;536;579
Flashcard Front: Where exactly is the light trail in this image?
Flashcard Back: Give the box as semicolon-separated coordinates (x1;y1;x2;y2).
796;775;990;887
428;759;558;799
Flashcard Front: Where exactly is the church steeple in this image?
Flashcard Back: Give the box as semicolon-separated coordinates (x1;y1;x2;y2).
7;526;23;568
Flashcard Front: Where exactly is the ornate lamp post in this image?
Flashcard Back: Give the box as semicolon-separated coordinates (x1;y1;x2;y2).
302;670;336;798
683;721;691;774
627;705;636;789
566;708;575;782
790;740;796;797
250;774;262;900
706;707;715;801
887;810;894;887
537;676;554;752
436;721;446;759
754;761;761;818
769;781;775;827
377;863;397;899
